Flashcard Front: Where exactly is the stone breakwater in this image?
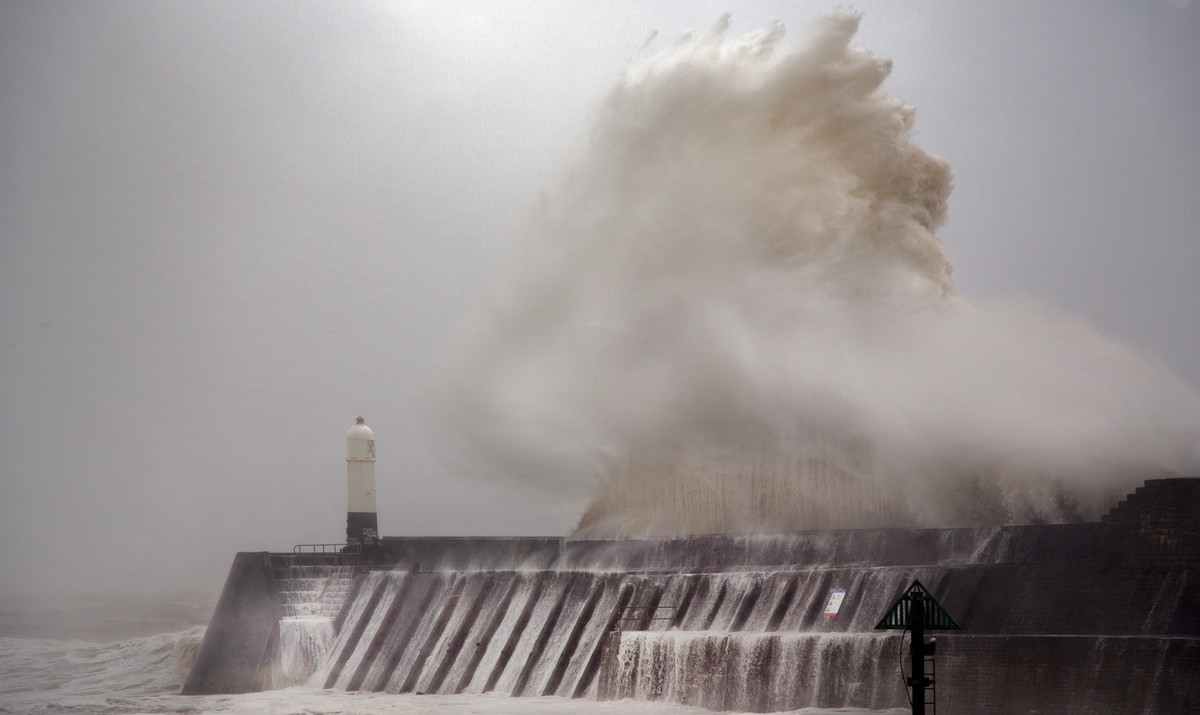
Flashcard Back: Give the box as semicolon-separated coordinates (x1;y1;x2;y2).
185;477;1200;713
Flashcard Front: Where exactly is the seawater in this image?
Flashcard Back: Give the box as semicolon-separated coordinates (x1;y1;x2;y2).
0;597;904;715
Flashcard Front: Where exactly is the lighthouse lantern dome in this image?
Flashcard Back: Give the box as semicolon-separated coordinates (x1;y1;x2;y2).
347;416;375;460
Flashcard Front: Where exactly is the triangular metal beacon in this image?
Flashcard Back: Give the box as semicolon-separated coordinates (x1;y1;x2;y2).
875;579;961;631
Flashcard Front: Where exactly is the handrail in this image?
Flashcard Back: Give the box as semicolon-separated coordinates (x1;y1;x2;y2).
616;603;679;631
286;543;363;567
293;543;361;554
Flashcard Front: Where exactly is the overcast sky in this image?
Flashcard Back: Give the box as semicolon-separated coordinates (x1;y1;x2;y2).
1;1;1197;600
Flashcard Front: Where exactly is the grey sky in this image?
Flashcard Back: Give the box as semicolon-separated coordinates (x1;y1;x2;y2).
1;1;1197;600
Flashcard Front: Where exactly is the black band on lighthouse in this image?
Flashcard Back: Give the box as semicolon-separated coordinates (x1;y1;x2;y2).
347;511;378;546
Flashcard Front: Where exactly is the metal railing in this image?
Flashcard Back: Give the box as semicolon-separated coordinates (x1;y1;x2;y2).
290;543;362;566
616;603;679;632
293;543;360;554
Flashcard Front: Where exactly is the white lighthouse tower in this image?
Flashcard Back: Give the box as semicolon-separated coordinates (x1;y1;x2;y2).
346;417;378;547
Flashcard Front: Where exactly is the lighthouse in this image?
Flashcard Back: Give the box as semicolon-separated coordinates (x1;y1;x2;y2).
346;416;378;547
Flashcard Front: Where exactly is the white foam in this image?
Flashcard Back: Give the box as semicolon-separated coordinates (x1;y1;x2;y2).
279;617;334;687
441;13;1200;534
1;688;905;715
0;627;204;702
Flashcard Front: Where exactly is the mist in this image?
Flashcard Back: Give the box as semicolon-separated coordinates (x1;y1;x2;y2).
1;2;1198;602
442;14;1200;535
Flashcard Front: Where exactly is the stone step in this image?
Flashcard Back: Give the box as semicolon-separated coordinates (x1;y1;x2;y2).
279;590;322;605
281;603;327;618
272;560;360;621
275;578;327;592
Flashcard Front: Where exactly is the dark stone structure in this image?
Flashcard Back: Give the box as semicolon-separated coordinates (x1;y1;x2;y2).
182;552;280;695
185;477;1200;712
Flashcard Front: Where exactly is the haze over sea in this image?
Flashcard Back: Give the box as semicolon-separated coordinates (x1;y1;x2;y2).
2;3;1197;714
2;0;1197;606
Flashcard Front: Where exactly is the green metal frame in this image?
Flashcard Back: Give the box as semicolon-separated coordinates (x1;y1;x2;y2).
875;579;961;631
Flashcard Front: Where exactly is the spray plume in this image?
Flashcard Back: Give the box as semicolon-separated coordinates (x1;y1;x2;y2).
442;14;1200;535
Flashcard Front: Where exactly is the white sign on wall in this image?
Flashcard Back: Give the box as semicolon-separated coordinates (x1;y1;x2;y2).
823;589;846;616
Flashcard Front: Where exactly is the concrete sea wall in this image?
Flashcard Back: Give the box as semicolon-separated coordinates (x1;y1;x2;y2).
182;552;279;694
184;477;1200;712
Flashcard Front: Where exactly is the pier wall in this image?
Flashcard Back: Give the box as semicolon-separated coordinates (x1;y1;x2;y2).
182;552;279;695
184;477;1200;712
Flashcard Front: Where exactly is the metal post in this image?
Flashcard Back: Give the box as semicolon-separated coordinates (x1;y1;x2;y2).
910;591;926;715
876;579;956;714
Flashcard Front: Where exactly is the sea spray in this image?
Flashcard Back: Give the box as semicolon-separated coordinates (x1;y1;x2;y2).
441;13;1200;534
0;628;206;700
278;617;334;687
604;631;902;711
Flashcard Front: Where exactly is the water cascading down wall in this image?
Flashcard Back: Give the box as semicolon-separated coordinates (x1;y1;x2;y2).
183;477;1200;713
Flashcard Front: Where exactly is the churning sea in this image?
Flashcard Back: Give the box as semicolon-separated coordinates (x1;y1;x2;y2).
0;594;903;715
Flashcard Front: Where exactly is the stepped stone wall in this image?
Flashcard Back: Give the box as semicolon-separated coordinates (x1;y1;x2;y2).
184;477;1200;712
